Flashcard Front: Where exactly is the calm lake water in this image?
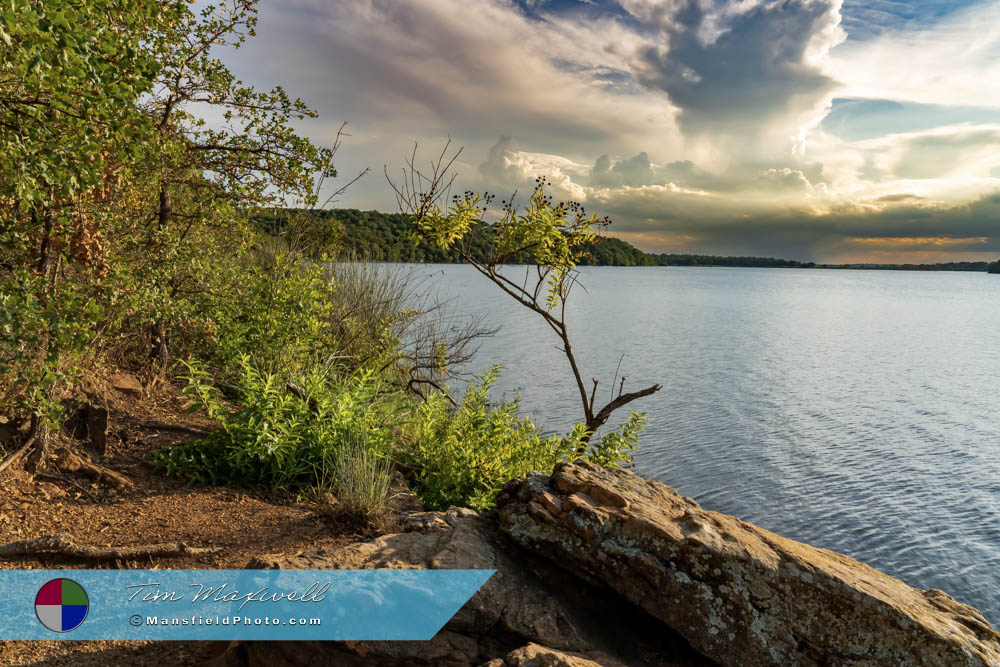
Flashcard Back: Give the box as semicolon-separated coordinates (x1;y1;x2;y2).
414;264;1000;625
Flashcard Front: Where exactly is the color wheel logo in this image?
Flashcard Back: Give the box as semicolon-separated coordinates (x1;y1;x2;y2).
35;578;89;632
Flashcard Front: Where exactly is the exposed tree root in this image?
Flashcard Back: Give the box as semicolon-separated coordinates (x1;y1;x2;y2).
0;533;221;560
0;436;36;475
52;446;133;489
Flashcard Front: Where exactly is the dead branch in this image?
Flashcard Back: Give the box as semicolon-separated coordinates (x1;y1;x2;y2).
591;383;663;432
138;421;211;436
0;533;221;560
35;472;98;502
285;382;319;413
0;436;36;475
52;446;133;489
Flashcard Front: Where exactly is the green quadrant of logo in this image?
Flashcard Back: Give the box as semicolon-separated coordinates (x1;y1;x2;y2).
60;579;87;605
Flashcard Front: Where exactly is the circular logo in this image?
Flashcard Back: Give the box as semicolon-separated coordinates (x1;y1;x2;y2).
35;578;89;633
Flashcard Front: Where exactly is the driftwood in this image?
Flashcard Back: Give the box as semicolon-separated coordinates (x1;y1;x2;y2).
52;446;133;489
0;533;221;560
138;421;211;436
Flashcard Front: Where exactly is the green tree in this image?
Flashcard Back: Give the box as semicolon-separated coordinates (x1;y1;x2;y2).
122;0;338;368
0;0;341;470
1;0;179;466
388;144;661;443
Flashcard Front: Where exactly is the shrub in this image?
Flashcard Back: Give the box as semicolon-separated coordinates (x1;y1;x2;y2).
401;366;644;512
0;274;102;427
152;356;405;493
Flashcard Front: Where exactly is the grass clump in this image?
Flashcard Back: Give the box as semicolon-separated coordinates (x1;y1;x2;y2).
324;434;395;527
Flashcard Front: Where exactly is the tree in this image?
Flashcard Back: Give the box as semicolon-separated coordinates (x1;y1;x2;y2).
988;259;1000;274
388;143;661;443
1;0;179;468
0;0;342;471
123;0;339;368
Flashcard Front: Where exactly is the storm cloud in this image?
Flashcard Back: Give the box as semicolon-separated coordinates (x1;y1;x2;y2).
215;0;1000;262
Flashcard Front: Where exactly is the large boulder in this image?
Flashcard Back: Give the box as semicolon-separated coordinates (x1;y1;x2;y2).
497;461;1000;667
211;508;708;667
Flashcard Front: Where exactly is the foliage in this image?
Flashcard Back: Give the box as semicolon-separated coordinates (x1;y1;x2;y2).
325;434;394;527
0;273;100;425
303;208;825;267
401;366;640;512
0;0;340;449
152;357;405;493
390;147;661;441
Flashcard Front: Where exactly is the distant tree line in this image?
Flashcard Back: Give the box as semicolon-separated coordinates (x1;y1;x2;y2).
820;261;990;272
267;209;1000;272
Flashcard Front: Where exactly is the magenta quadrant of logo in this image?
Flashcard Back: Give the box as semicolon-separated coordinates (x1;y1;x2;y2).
35;578;89;632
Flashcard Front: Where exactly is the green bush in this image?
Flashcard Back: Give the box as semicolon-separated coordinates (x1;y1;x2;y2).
401;366;644;512
0;274;102;426
152;356;405;493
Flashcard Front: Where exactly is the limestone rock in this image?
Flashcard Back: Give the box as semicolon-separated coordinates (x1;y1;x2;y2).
497;461;1000;667
503;643;626;667
226;508;706;667
110;372;142;397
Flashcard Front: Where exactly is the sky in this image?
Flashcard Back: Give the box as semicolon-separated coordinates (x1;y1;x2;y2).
222;0;1000;263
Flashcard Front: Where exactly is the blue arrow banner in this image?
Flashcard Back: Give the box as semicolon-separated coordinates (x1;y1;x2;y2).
0;569;494;640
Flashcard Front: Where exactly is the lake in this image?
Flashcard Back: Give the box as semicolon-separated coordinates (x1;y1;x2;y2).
413;263;1000;625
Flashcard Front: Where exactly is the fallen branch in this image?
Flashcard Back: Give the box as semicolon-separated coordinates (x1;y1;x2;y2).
52;446;133;489
0;533;221;560
138;421;211;436
0;436;36;475
35;472;97;502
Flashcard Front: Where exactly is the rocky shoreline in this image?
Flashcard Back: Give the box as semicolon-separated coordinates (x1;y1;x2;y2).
213;462;1000;666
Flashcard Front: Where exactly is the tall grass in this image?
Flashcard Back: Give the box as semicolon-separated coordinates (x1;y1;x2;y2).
324;433;394;527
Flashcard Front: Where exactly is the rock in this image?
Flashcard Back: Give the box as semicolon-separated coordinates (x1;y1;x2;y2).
110;372;142;397
58;399;109;455
222;508;707;667
497;461;1000;667
503;643;626;667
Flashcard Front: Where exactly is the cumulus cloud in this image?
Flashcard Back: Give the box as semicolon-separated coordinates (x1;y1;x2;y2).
624;0;846;158
211;0;1000;262
590;152;657;187
478;136;590;200
467;136;1000;263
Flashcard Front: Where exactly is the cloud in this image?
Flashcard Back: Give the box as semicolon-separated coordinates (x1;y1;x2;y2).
468;136;1000;262
478;136;590;200
242;0;672;151
829;1;1000;108
624;0;846;157
209;0;1000;261
590;152;656;187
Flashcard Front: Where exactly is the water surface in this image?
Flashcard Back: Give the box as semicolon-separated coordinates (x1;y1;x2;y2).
417;264;1000;624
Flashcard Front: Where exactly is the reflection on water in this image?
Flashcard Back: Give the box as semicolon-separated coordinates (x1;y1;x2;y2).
417;263;1000;625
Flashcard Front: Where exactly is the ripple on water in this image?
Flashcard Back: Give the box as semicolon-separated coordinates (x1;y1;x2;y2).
428;265;1000;626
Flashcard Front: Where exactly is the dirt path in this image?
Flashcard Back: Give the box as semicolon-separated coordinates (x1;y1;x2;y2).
0;377;369;666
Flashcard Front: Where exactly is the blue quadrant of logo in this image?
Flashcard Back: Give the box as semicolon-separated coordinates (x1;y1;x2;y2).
60;605;89;631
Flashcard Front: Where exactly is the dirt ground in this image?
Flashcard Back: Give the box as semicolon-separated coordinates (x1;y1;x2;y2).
0;374;373;666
